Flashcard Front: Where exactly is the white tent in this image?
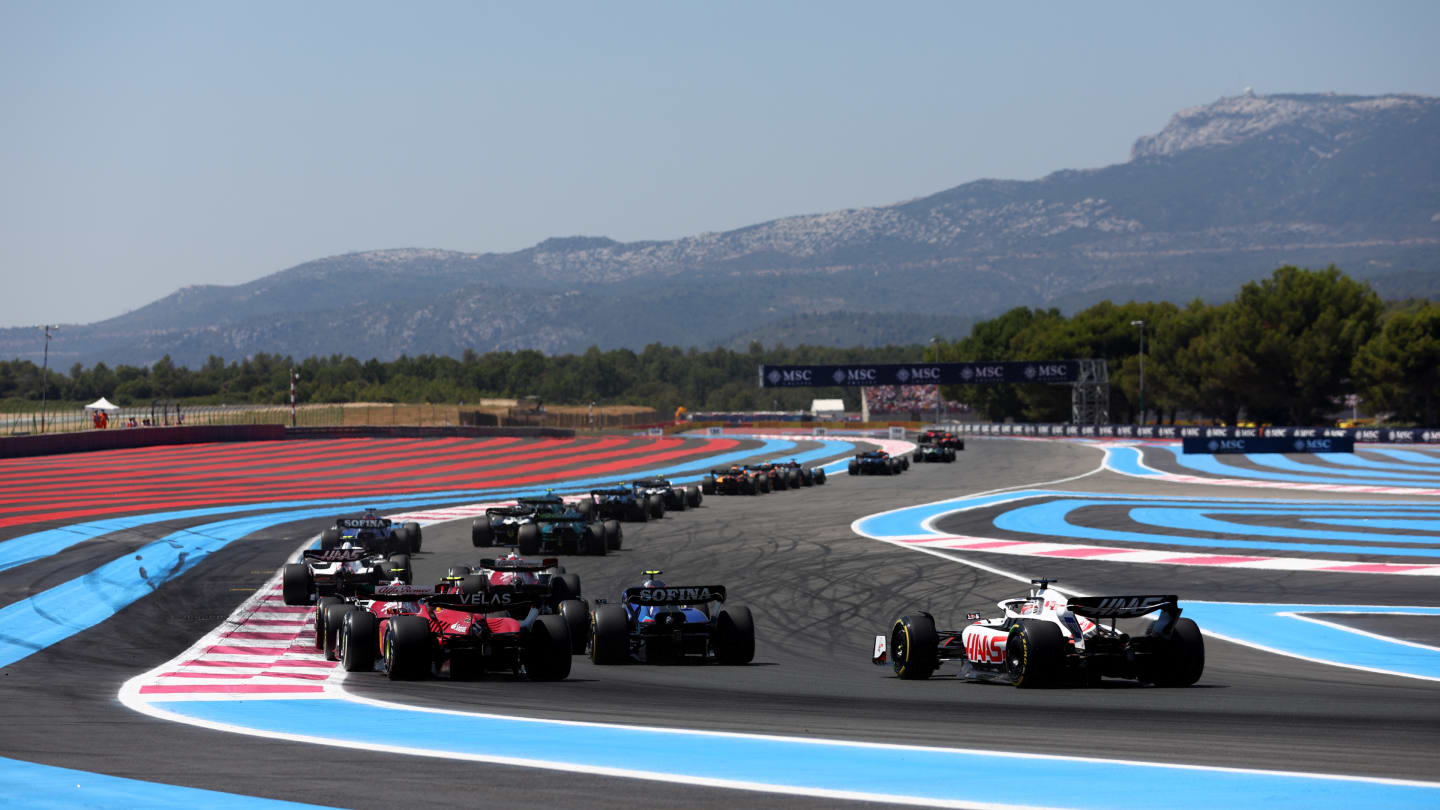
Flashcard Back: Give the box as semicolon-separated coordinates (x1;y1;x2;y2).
810;398;845;417
84;397;119;411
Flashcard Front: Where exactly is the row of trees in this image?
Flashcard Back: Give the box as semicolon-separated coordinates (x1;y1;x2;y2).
1;265;1434;425
934;266;1437;425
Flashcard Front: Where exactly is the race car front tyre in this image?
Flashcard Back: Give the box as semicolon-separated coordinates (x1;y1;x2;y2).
686;485;702;508
386;553;412;584
559;599;589;655
891;613;939;680
282;563;311;606
604;519;622;551
404;522;422;553
715;606;756;665
701;476;716;496
384;615;432;681
1142;617;1205;687
340;608;377;672
581;523;606;556
471;519;493;548
322;601;352;662
814;469;826;484
590;604;629;664
525;614;573;681
1005;618;1064;688
648;494;665;519
320;528;341;550
848;462;860;476
314;596;341;650
516;523;542;556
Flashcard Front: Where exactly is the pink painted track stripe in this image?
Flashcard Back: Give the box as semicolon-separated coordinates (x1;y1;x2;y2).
259;670;329;680
1155;555;1269;565
220;631;296;640
159;671;253;679
204;645;292;656
948;540;1024;550
1321;563;1431;573
138;684;326;694
1035;547;1122;558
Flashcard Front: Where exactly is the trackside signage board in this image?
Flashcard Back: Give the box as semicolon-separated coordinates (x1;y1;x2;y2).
1182;436;1354;454
758;362;1079;388
955;423;1440;444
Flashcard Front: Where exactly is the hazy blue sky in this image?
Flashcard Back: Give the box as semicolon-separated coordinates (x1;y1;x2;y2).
3;1;1438;328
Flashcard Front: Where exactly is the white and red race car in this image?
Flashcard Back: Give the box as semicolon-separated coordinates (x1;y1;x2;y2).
873;579;1204;687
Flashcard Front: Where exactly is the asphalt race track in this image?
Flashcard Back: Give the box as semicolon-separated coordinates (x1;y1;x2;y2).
2;434;1438;808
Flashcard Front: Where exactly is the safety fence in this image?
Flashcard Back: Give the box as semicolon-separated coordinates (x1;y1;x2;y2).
949;422;1440;444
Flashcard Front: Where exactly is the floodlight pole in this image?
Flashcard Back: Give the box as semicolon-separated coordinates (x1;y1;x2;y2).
1130;320;1146;425
39;325;57;433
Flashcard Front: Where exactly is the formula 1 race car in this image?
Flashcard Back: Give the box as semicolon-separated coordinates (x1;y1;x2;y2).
873;579;1204;688
848;450;907;475
591;485;664;522
770;459;827;487
745;463;805;491
440;553;589;654
333;582;573;681
471;496;616;554
320;510;422;555
701;465;768;495
912;443;957;463
632;477;703;512
589;571;754;665
917;429;964;451
281;546;413;605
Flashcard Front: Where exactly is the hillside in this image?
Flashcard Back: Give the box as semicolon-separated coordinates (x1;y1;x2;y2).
4;91;1436;367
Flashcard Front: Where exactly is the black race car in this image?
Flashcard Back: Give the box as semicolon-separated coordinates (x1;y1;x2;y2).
912;444;957;463
632;477;703;512
591;485;663;521
589;571;754;665
848;450;906;475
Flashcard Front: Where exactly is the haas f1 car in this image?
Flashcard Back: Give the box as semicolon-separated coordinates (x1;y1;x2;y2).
282;546;412;605
873;579;1204;688
589;571;754;665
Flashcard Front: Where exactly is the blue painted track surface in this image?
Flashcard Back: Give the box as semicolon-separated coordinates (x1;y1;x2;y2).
150;699;1440;809
0;755;336;809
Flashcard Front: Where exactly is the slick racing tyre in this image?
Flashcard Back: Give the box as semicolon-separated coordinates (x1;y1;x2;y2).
471;519;493;548
715;606;756;665
516;523;542;556
590;604;630;664
386;553;412;584
1005;619;1065;688
314;596;341;650
848;461;860;476
551;572;583;604
582;523;607;556
686;485;702;507
384;615;432;681
891;613;939;680
604;519;622;551
701;476;716;496
647;494;665;520
322;600;352;661
559;599;589;655
282;563;311;606
460;574;484;596
1142;617;1205;687
404;522;422;553
525;614;573;681
814;469;826;484
340;608;377;672
320;528;342;550
576;498;596;521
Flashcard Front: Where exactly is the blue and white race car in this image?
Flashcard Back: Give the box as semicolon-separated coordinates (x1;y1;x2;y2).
321;509;421;555
589;571;754;665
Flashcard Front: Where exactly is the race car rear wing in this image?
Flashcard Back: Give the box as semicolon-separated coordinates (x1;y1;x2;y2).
337;517;390;529
362;584;439;599
1067;595;1179;620
623;585;726;606
427;584;547;611
303;548;371;563
478;557;560;572
486;505;533;517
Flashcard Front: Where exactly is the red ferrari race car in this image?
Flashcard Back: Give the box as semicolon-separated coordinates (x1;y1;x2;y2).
440;552;588;653
330;582;573;681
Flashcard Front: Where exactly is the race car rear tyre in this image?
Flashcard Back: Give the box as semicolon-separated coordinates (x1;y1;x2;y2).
848;462;859;476
550;572;581;603
1142;617;1205;687
320;528;341;550
391;527;412;556
460;574;484;596
1005;618;1065;688
814;469;826;484
404;522;422;553
715;606;756;665
686;485;702;507
891;613;939;680
340;608;377;672
581;523;606;556
282;563;311;606
386;553;412;585
323;601;352;661
314;596;341;649
788;471;801;489
759;477;771;493
772;474;786;491
701;476;716;496
604;520;622;551
590;604;629;664
912;453;923;464
577;498;596;521
384;615;432;681
647;494;665;519
516;523;542;556
471;519;493;548
525;614;572;681
901;457;909;470
559;599;589;655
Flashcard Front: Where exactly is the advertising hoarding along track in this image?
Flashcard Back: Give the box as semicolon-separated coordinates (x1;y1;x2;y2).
758;361;1080;387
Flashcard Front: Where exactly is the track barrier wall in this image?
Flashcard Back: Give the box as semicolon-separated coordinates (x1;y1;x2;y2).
950;422;1440;444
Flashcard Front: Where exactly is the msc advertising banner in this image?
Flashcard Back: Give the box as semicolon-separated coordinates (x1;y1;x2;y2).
758;361;1080;388
953;423;1440;445
1181;436;1355;454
